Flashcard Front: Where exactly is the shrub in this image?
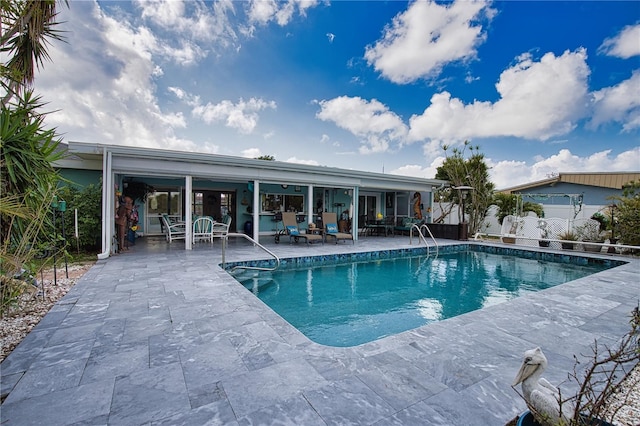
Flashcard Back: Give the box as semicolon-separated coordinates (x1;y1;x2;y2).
57;183;102;252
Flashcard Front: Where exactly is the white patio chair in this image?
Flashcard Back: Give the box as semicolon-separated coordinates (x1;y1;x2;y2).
161;214;186;243
212;215;232;242
193;216;215;244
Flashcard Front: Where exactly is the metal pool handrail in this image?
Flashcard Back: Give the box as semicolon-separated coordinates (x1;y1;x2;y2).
409;223;439;258
222;232;281;272
420;224;439;257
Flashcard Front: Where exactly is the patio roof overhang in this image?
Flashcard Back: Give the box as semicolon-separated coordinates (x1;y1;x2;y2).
67;141;448;192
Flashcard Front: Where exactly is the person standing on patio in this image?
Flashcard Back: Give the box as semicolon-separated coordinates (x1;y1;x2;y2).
116;196;133;252
412;192;423;220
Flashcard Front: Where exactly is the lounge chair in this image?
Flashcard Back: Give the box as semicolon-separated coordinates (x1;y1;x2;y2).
322;212;354;244
161;214;186;243
282;212;323;245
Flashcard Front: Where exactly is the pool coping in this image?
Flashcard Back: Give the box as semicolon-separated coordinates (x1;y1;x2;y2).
1;238;638;425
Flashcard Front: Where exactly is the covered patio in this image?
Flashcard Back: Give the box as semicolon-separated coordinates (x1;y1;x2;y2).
59;141;448;260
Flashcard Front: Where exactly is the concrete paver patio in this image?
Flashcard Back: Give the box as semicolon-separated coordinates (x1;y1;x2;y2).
1;236;638;425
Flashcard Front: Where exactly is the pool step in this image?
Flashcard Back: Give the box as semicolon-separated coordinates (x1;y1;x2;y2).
239;276;275;292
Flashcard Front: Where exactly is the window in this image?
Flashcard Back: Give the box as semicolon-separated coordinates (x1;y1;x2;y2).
261;193;304;213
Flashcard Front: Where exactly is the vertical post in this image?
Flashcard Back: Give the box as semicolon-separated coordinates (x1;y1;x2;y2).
253;180;260;243
59;201;69;278
51;196;58;286
185;175;192;250
75;208;80;254
307;185;314;225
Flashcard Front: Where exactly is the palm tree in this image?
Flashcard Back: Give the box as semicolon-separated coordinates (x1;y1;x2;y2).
1;0;68;286
1;0;67;105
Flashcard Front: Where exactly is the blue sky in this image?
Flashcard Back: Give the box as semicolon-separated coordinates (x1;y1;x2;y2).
35;0;639;188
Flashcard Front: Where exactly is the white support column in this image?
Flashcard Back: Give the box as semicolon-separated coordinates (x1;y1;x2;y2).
185;176;192;250
98;150;112;259
253;180;260;242
307;185;314;224
352;186;359;241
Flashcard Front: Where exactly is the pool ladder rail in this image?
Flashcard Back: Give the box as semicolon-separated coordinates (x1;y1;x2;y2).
409;224;439;258
221;232;281;273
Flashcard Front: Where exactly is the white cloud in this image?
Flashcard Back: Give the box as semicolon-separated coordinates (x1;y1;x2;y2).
241;148;262;158
364;0;495;84
246;0;319;26
36;1;211;152
489;147;640;189
408;49;591;142
191;98;277;134
135;0;239;54
588;70;640;132
315;96;408;154
326;32;335;43
391;146;640;189
598;24;640;59
284;157;320;166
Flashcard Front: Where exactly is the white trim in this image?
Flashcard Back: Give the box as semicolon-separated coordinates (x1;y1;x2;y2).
98;150;112;260
185;176;192;250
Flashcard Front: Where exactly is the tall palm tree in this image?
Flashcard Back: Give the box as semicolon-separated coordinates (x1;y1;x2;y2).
1;0;67;105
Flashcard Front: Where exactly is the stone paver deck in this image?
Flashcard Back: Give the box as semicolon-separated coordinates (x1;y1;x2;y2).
1;236;638;425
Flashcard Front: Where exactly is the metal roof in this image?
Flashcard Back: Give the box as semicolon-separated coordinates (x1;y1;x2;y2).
63;141;448;191
500;172;640;193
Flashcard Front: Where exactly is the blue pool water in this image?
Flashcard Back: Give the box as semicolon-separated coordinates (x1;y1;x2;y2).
235;248;616;347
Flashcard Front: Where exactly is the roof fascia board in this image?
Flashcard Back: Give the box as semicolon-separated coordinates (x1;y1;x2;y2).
111;157;362;186
70;141;448;189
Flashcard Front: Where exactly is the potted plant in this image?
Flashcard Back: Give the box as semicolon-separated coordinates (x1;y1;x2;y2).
558;230;578;250
537;220;550;248
577;222;604;253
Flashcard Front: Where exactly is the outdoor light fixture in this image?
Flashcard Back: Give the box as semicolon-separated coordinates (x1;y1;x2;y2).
453;185;474;240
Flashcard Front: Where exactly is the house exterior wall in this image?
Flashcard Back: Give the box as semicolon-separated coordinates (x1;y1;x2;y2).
59;169;102;189
516;181;622;205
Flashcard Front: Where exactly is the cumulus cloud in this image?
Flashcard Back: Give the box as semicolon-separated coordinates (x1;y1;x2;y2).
35;1;212;152
246;0;319;27
191;97;277;134
135;0;239;55
364;0;495;83
408;49;591;142
390;147;640;190
598;24;640;59
390;158;444;180
489;147;640;189
315;96;408;154
241;148;262;158
588;70;640;132
284;157;320;166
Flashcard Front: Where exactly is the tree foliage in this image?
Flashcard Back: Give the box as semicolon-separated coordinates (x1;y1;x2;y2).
611;180;640;247
57;183;103;251
1;0;67;104
434;142;495;235
493;193;544;225
1;0;68;305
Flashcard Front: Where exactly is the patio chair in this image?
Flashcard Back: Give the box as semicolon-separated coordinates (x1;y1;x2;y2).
161;214;186;243
282;212;323;245
322;212;354;244
193;216;215;244
212;215;232;242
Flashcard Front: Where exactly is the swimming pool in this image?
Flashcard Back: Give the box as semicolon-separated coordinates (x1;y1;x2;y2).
231;245;621;347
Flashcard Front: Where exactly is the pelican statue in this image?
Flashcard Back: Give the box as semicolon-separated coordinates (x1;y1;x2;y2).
513;347;571;426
